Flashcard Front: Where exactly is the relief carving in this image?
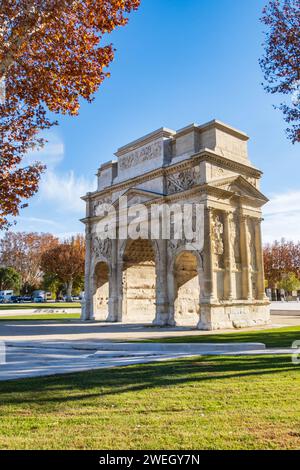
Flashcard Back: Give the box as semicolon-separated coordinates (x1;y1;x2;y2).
211;166;225;179
119;140;162;171
247;219;257;271
93;197;112;216
229;213;241;269
92;236;112;260
167;167;199;194
168;236;200;254
211;213;224;268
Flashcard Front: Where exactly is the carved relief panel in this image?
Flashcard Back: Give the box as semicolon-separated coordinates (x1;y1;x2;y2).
247;218;257;271
93;196;112;217
229;213;241;270
92;236;112;260
211;212;224;269
119;140;163;171
166;166;200;195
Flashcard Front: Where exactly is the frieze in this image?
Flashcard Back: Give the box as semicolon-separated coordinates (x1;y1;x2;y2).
119;140;162;171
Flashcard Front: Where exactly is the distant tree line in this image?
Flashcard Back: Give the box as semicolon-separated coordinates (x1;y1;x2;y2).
264;239;300;294
0;232;85;301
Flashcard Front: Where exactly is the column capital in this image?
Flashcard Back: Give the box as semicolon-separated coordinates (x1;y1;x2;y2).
253;217;264;226
240;214;250;222
223;209;233;216
205;206;214;216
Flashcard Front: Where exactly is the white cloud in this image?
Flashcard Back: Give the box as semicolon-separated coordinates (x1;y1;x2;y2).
24;130;64;168
10;130;96;236
263;190;300;243
17;216;61;227
40;169;95;214
25;129;95;214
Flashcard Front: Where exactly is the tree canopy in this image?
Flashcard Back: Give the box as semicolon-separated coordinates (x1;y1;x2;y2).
0;0;140;229
0;231;59;287
41;235;85;301
0;266;21;291
260;0;300;143
264;238;300;287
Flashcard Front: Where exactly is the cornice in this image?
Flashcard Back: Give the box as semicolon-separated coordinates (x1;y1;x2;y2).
82;149;263;202
115;127;175;157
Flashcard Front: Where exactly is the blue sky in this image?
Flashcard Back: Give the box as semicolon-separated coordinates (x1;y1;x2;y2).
14;0;300;242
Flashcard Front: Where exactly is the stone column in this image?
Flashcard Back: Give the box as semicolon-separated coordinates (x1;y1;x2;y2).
116;242;125;322
153;240;169;326
81;222;93;321
254;218;267;300
81;193;94;321
223;211;233;301
202;207;216;303
108;238;119;322
240;215;252;300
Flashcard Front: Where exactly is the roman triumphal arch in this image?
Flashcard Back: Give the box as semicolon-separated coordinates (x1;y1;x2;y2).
81;119;270;330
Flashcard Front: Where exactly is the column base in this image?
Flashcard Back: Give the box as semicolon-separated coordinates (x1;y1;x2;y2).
198;302;270;330
152;312;169;327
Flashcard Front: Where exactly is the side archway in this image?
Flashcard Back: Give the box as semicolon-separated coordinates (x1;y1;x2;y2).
172;250;202;326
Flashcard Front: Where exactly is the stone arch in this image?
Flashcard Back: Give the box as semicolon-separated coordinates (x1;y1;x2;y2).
171;249;202;326
121;239;158;323
92;260;110;321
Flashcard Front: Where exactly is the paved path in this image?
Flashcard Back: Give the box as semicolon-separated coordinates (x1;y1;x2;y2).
0;341;297;382
0;312;299;381
0;313;299;344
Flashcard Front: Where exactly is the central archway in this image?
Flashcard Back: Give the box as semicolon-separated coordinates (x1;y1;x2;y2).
173;251;200;326
122;239;156;323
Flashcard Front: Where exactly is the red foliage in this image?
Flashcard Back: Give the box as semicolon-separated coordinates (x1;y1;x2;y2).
264;238;300;287
0;0;140;228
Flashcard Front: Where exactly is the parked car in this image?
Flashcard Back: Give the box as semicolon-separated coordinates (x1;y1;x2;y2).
0;290;14;303
19;296;32;303
10;295;22;303
33;296;45;303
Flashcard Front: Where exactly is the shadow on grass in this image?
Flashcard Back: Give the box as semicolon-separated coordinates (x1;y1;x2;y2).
0;355;297;407
144;327;300;348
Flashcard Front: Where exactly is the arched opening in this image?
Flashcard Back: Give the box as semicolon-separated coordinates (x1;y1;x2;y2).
93;261;110;321
122;239;156;323
174;251;200;326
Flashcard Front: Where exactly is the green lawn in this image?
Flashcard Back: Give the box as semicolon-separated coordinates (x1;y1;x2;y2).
0;303;81;310
0;355;299;449
0;314;80;321
143;326;300;349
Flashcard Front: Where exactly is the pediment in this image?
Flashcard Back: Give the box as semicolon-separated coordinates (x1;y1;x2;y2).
211;176;268;203
114;188;165;208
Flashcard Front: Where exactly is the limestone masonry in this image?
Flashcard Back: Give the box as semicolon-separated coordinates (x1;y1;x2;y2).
81;119;270;330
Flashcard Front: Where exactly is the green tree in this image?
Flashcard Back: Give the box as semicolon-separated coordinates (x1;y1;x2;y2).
0;266;21;292
278;272;300;293
42;272;63;300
